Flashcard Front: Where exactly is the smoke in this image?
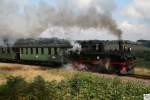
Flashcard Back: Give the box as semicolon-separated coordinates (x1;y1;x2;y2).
63;63;86;72
44;0;122;38
70;41;82;52
0;0;122;43
0;0;46;40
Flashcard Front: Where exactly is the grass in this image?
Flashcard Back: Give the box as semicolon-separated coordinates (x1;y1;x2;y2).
0;62;149;84
0;63;74;84
134;58;150;76
135;59;150;69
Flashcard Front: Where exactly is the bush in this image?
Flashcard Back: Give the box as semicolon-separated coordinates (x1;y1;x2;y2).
0;73;149;100
0;76;27;100
24;76;52;100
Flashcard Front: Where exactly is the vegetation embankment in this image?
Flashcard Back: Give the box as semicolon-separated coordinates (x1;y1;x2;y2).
0;72;150;100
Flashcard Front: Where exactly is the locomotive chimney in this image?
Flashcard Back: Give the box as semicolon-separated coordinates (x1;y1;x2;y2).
118;40;124;51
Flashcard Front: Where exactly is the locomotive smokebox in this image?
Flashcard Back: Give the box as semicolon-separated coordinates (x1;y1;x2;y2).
118;40;124;51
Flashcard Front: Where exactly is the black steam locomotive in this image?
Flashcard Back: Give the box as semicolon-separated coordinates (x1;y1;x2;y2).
68;40;136;74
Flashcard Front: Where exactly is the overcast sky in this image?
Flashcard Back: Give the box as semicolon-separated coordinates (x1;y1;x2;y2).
114;0;150;40
0;0;149;41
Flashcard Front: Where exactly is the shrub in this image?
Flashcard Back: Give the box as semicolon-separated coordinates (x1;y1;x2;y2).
24;76;51;100
0;76;27;100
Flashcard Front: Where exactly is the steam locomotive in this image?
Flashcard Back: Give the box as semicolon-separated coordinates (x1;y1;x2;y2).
0;38;136;75
68;40;136;74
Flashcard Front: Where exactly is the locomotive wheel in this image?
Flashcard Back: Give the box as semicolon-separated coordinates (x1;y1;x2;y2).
103;58;111;71
84;64;102;72
113;65;135;75
119;67;134;75
97;58;111;73
84;64;108;73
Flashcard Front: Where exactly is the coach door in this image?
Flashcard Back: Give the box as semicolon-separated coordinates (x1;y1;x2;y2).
16;52;20;61
14;47;20;61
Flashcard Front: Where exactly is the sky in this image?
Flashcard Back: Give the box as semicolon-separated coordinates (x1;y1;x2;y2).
0;0;150;41
114;0;150;40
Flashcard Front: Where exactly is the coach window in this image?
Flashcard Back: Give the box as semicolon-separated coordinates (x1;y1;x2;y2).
22;48;25;54
31;48;33;54
23;48;25;54
7;48;11;54
26;48;28;54
28;48;30;54
51;48;54;55
21;48;23;54
36;48;38;54
41;48;44;55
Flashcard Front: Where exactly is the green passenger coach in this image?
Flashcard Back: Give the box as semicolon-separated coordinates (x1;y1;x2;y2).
18;45;70;65
0;38;72;66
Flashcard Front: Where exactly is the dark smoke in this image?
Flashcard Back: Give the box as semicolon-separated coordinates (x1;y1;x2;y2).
0;0;122;43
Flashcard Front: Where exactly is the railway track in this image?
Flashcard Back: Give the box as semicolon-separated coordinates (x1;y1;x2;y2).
129;74;150;80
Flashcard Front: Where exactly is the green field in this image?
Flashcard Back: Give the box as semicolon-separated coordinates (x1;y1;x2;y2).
135;59;150;69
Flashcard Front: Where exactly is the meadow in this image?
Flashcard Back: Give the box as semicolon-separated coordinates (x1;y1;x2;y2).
0;63;149;100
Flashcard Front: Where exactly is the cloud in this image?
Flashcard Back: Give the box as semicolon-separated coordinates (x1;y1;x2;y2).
119;21;150;40
78;0;92;7
124;0;150;22
121;0;150;40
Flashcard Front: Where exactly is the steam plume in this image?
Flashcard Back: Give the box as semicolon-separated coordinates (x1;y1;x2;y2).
0;0;122;42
